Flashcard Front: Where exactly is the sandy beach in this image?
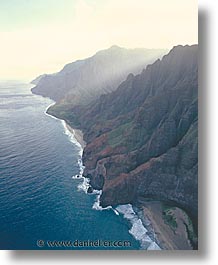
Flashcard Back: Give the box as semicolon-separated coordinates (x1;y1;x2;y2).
137;201;194;250
65;123;86;149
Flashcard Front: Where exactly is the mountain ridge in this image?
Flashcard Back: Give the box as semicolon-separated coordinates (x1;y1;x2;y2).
31;45;167;106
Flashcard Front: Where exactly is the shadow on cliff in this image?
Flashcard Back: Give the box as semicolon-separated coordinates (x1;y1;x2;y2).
9;9;207;261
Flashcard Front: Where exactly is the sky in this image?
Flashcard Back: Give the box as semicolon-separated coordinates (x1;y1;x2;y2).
0;0;198;81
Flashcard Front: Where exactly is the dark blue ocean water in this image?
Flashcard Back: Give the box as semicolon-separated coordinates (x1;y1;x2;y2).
0;82;140;250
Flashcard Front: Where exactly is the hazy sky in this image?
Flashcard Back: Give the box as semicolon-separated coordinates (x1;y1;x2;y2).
0;0;198;81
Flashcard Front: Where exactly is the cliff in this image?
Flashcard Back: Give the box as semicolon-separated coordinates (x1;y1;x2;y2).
52;45;198;219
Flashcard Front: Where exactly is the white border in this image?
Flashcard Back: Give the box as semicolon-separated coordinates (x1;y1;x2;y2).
1;0;217;263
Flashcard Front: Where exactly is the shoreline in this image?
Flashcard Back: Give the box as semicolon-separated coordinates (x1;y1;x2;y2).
115;204;161;250
44;103;86;149
65;123;86;149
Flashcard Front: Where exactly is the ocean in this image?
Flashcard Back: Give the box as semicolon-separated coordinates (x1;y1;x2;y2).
0;82;142;250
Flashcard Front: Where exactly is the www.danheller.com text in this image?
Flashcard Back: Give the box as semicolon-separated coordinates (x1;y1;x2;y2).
36;239;132;248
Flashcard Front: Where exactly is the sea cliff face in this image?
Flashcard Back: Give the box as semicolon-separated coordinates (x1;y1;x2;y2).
32;44;198;248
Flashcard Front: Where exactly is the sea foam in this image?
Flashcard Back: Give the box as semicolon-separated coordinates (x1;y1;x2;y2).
116;204;161;250
92;192;113;211
61;121;90;193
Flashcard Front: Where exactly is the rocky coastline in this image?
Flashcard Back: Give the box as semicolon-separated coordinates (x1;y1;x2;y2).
37;44;198;250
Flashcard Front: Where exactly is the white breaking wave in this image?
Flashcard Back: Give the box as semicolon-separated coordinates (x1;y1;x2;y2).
61;120;83;152
92;192;113;211
77;176;90;192
116;204;161;250
44;102;57;119
60;121;91;193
